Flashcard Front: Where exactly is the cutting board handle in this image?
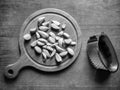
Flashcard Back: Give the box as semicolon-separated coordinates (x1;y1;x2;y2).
4;55;29;78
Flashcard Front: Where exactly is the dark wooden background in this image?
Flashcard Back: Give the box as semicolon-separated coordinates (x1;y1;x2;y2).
0;0;120;90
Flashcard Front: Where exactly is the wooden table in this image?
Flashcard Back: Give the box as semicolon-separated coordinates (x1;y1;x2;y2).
0;0;120;89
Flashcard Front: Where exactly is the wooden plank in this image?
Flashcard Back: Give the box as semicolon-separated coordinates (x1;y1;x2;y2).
0;0;120;89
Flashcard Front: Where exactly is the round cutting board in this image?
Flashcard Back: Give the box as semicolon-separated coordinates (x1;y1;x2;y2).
5;8;82;79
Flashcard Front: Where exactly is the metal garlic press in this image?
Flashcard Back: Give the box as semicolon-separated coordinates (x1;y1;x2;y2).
87;32;119;72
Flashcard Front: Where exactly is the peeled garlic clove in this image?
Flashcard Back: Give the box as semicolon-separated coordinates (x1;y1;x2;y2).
46;46;54;51
39;26;49;32
48;36;55;44
55;53;62;63
55;36;61;41
63;32;70;38
38;31;49;39
42;52;47;60
51;23;60;31
37;41;45;46
43;49;50;57
23;33;31;41
49;32;56;39
71;41;76;46
67;47;74;56
58;38;63;47
55;45;65;52
36;32;40;39
61;23;66;30
42;21;50;26
51;49;56;57
34;46;42;54
37;17;45;27
64;39;72;44
57;31;64;36
52;20;60;26
30;28;37;34
30;40;37;47
38;38;48;44
59;51;68;57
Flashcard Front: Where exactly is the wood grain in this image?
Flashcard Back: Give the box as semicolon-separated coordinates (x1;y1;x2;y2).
0;0;120;90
